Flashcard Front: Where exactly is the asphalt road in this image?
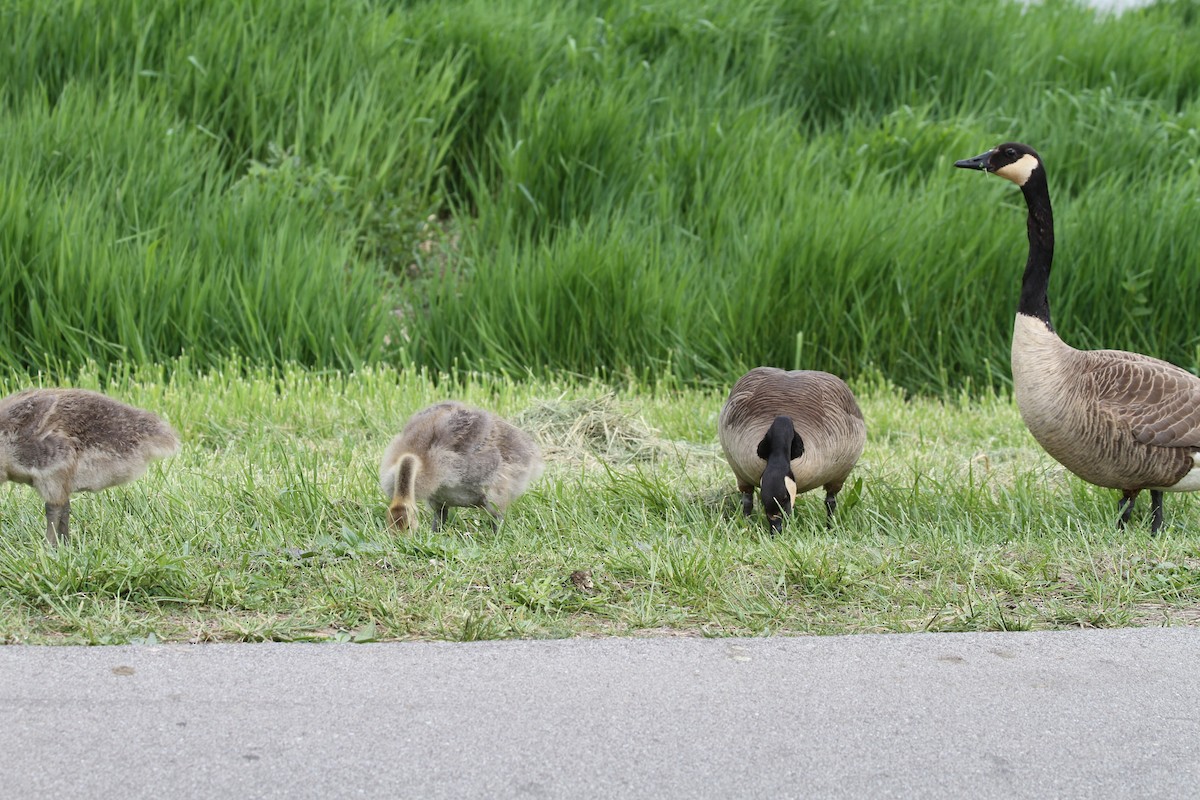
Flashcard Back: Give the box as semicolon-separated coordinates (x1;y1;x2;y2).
2;628;1198;799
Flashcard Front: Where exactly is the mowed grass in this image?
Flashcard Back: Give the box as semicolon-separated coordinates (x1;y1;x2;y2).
0;364;1197;645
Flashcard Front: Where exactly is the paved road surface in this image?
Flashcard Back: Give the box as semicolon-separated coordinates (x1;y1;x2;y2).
2;628;1198;798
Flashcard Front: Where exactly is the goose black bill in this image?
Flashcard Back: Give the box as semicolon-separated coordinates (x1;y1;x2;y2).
954;151;992;171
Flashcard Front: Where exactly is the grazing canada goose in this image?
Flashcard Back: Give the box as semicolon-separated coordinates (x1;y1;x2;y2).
380;401;544;532
718;367;866;532
955;142;1200;533
0;388;181;545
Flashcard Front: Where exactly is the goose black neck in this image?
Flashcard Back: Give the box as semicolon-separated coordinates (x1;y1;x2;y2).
1017;169;1054;329
760;430;795;513
763;450;793;477
760;452;793;513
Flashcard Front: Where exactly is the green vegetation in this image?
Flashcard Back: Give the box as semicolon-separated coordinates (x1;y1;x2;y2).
0;365;1197;644
3;1;1200;642
3;0;1200;390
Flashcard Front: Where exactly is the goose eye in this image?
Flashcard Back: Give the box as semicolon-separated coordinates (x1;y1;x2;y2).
1005;147;1016;157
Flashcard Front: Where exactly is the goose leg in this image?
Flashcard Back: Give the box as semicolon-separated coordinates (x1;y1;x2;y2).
1150;490;1164;534
45;501;70;546
824;491;838;527
737;481;755;518
1117;490;1138;529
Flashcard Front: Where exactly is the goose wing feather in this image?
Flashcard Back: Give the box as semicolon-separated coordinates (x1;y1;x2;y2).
1083;350;1200;448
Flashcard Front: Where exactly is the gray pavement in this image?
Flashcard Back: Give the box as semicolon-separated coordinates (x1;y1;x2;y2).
1;628;1198;798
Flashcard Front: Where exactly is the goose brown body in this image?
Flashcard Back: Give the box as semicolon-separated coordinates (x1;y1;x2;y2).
380;401;544;531
718;367;865;526
0;389;181;545
956;142;1200;531
1013;315;1200;492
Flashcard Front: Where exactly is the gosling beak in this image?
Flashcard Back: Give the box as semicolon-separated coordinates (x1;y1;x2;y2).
954;150;993;171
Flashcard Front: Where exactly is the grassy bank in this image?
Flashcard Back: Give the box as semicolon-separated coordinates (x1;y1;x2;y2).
4;0;1200;391
0;364;1197;644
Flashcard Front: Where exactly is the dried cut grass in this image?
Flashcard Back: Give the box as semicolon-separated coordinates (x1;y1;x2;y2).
517;394;685;468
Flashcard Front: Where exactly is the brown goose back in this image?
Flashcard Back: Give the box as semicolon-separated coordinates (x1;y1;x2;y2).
718;368;866;494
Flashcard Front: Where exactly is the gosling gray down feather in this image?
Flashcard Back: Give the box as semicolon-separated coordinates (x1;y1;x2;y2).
955;142;1200;533
718;367;866;525
380;401;544;531
0;388;181;546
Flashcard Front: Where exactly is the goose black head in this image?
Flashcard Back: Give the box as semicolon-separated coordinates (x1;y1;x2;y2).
954;142;1043;188
756;415;804;534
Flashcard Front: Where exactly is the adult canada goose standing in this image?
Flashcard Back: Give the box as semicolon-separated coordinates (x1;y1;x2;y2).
380;401;544;532
718;367;866;532
955;142;1200;532
0;388;181;545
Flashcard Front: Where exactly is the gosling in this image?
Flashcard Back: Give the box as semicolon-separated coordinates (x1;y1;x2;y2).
0;388;181;545
718;367;866;532
380;401;544;532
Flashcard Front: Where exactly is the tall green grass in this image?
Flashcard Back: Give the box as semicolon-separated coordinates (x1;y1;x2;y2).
1;0;468;371
412;0;1200;391
4;0;1200;391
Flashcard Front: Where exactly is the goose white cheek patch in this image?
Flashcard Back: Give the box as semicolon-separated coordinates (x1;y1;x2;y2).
784;476;797;507
994;153;1040;186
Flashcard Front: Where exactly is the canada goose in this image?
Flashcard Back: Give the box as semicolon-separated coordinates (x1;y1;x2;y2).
380;401;544;532
955;142;1200;533
0;389;181;545
718;367;866;532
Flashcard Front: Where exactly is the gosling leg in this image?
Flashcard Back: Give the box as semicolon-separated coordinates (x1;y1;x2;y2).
484;500;504;532
431;503;449;533
45;500;70;546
